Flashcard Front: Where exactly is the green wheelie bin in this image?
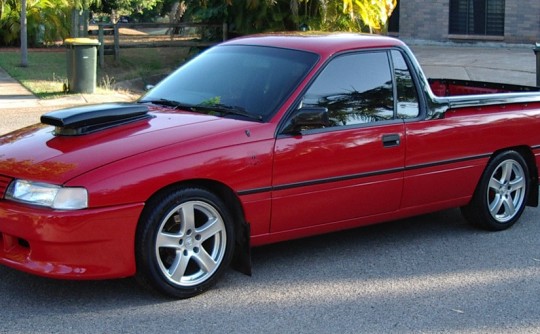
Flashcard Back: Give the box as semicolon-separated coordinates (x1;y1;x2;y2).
65;38;100;94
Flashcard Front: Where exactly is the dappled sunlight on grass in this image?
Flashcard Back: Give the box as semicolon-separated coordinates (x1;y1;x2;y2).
22;79;66;98
0;47;190;97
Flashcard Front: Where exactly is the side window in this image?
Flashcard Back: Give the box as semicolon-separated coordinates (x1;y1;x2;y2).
391;50;420;119
301;52;394;128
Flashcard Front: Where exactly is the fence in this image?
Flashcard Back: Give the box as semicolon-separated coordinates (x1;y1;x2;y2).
91;22;228;68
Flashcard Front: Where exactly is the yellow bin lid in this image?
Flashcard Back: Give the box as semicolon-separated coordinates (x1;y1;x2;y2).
64;38;101;46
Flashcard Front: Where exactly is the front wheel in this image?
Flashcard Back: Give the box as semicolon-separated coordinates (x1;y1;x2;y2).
136;187;235;298
461;150;530;231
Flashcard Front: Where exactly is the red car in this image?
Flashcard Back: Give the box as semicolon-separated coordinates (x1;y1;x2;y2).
1;33;540;298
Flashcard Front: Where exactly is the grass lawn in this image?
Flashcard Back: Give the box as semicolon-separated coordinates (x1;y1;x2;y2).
0;47;191;98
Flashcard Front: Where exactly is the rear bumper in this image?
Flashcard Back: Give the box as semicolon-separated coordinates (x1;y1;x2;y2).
0;201;144;279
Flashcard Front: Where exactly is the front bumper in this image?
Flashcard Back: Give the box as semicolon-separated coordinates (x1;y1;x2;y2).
0;200;144;279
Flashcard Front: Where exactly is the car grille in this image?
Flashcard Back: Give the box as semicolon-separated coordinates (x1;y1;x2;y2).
0;175;12;198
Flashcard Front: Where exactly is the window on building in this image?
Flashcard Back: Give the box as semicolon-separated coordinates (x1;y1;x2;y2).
449;0;505;36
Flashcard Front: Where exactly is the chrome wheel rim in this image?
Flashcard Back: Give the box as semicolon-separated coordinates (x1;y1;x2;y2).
155;200;227;287
487;159;526;223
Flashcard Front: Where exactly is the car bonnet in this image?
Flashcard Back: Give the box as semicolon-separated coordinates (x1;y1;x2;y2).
0;106;254;184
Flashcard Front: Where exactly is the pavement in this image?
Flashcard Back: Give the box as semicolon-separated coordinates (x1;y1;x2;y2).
0;70;139;109
0;42;539;134
0;67;140;134
409;43;538;87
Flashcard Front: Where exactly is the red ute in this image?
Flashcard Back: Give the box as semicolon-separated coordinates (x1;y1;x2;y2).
1;34;540;298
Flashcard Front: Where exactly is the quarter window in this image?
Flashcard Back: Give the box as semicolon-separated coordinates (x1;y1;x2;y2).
392;50;419;119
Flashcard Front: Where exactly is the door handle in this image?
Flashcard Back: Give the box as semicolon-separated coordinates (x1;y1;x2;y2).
382;134;401;147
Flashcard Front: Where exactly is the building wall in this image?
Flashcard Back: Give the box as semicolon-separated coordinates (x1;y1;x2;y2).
397;0;540;44
398;0;449;41
504;0;540;43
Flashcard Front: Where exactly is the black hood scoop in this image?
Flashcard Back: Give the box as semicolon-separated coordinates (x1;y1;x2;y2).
41;103;152;136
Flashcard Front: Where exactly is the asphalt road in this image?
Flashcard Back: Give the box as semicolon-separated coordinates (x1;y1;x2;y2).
0;206;539;333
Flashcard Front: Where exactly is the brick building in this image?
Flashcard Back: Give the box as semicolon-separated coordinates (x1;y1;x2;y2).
389;0;540;44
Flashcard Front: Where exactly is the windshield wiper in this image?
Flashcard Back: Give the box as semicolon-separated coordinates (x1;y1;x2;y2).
140;99;262;121
194;104;262;121
139;99;196;110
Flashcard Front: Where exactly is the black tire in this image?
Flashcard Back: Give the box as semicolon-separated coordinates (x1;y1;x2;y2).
461;150;529;231
135;187;235;298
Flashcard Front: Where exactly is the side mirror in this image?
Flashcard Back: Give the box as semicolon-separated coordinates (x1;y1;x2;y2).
281;107;330;135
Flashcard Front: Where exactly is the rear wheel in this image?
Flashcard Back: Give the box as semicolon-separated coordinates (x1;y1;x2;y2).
461;150;529;231
136;187;235;298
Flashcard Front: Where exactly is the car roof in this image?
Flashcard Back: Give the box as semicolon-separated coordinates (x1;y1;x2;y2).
221;33;406;57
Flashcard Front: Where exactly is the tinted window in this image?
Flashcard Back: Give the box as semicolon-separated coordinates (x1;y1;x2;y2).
142;45;318;120
301;52;394;128
392;50;419;119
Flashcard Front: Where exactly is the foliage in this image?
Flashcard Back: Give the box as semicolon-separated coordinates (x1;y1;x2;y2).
91;0;161;16
231;0;297;33
181;0;398;36
0;0;399;47
343;0;397;32
72;0;101;10
183;0;299;35
0;0;71;46
298;0;355;32
0;0;171;46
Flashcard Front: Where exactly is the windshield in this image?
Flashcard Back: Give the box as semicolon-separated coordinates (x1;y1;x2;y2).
140;45;319;121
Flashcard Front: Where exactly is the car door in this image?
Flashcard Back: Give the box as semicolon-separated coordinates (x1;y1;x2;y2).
270;50;407;233
389;49;481;211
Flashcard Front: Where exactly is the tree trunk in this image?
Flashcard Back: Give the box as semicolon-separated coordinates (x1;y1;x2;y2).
71;8;80;37
20;0;28;67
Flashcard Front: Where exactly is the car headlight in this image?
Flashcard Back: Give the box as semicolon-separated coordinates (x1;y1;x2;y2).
6;179;88;210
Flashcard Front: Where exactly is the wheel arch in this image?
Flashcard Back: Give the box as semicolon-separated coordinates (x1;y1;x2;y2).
140;178;252;276
461;146;536;230
491;145;538;207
